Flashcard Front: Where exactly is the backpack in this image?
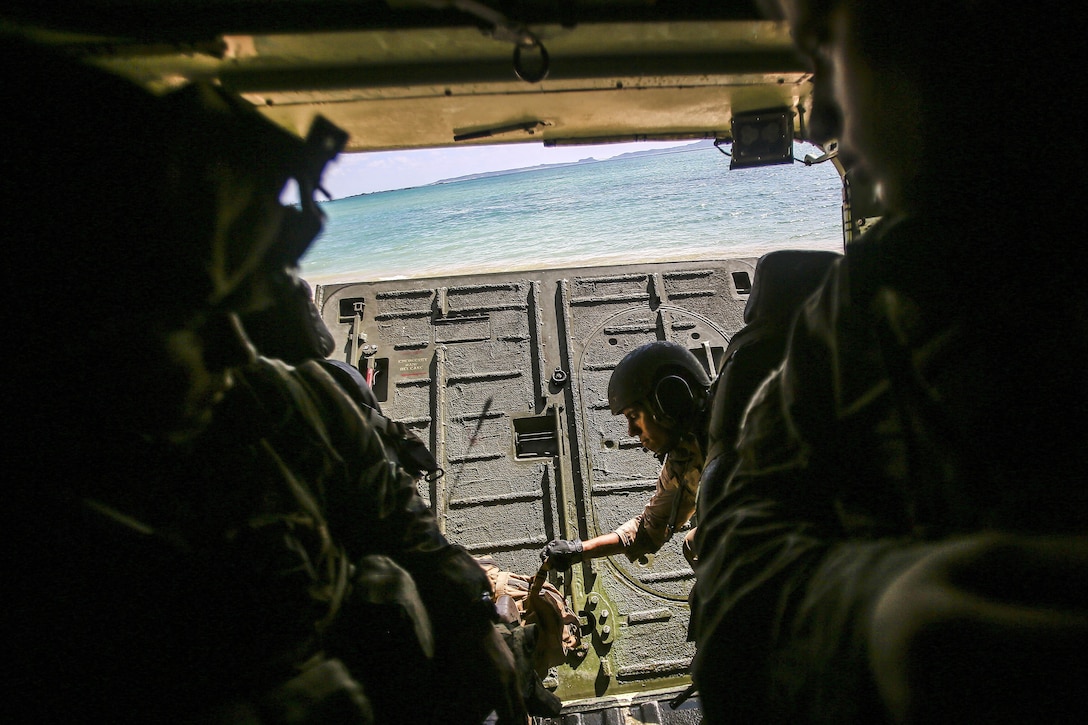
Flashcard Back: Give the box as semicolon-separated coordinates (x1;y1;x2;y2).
475;557;583;677
318;358;443;482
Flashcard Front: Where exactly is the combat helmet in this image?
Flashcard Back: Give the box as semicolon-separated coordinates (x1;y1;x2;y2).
607;341;712;429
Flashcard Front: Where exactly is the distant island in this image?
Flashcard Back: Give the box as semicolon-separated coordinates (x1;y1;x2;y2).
429;139;716;185
323;138;720;202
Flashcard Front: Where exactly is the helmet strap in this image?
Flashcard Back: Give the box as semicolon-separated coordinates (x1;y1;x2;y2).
653;374;697;428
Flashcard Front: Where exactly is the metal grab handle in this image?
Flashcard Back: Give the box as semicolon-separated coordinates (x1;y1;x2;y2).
525;559;551;613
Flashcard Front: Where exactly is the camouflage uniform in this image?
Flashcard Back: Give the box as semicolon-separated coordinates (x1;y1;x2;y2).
16;357;501;723
691;216;1088;723
4;35;514;725
614;435;703;561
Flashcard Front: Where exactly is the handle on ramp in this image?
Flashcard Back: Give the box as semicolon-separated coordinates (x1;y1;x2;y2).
526;559;551;613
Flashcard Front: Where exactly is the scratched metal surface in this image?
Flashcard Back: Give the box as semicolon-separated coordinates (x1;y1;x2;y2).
315;257;754;709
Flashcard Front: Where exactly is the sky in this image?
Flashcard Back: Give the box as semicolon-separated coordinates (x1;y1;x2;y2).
318;140;697;200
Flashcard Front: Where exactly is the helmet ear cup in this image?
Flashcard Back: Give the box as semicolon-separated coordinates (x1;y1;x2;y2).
653;374;695;429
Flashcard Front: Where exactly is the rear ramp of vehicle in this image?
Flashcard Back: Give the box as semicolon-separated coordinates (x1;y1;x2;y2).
315;257;757;720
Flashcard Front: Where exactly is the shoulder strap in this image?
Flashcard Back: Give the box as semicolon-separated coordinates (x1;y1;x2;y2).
720;322;762;364
317;359;443;481
664;438;700;535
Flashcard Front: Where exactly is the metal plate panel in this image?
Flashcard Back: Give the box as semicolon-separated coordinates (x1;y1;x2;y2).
316;256;756;706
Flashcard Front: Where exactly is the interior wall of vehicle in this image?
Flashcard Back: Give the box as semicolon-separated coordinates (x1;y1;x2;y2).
1;2;817;153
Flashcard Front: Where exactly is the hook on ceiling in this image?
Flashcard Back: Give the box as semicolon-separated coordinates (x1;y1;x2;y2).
389;0;549;83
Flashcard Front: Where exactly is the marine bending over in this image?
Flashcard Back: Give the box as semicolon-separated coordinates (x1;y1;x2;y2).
542;341;711;571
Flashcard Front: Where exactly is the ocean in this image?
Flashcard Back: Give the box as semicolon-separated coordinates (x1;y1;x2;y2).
299;143;845;285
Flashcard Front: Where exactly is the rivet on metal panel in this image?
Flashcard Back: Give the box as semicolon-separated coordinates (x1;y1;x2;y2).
550;367;568;386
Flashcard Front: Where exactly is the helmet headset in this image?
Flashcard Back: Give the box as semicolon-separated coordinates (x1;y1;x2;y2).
652;373;700;429
607;341;712;435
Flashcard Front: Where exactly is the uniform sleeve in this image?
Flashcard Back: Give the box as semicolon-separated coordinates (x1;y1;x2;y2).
616;441;702;560
613;514;642;550
286;361;494;632
690;266;933;724
288;362;444;556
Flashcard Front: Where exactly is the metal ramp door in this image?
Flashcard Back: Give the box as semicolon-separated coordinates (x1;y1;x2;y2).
549;263;751;711
317;275;563;581
314;257;756;715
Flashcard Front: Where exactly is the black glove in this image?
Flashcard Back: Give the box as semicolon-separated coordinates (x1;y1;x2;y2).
541;538;583;569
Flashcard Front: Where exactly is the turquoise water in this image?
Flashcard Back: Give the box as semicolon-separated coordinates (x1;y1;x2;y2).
300;145;845;284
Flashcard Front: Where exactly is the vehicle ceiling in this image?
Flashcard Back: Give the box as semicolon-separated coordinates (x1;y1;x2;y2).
1;1;814;154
